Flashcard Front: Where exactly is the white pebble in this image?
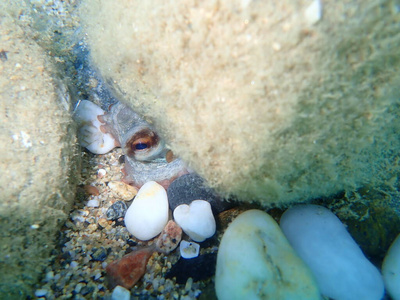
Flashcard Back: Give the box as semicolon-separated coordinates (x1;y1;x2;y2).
280;204;384;300
180;240;200;259
173;200;216;242
382;233;400;300
305;0;322;25
124;181;169;240
215;210;320;300
86;199;99;207
34;289;48;297
97;168;107;178
111;285;131;300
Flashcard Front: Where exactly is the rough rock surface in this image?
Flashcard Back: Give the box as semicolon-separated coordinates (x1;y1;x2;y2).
0;11;78;299
82;0;400;205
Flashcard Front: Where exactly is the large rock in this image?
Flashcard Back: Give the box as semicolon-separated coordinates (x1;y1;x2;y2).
0;12;78;298
215;209;320;299
81;0;400;204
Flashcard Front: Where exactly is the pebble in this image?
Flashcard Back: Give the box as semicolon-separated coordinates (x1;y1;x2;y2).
179;241;200;259
83;185;100;196
167;173;231;214
108;181;138;201
166;253;217;284
106;246;154;289
106;201;127;220
215;209;320;300
86;199;99;207
111;285;131;300
91;247;108;261
97;168;107;178
382;232;400;300
155;220;182;254
280;205;384;300
173;200;216;242
124;181;169;241
34;289;48;297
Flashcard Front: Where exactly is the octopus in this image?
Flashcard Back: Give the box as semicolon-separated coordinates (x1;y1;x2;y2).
73;99;188;189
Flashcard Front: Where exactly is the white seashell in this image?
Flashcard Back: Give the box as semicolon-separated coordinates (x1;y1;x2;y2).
382;233;400;300
173;200;216;242
124;181;169;240
180;240;200;259
73;100;116;154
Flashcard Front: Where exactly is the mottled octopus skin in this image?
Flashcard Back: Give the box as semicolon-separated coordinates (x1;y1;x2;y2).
100;101;188;188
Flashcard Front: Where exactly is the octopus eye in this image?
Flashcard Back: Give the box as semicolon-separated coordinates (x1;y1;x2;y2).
135;142;148;150
126;129;162;161
131;137;152;151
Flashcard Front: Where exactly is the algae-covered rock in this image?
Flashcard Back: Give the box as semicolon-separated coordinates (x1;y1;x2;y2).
0;12;78;299
78;4;400;292
81;0;400;205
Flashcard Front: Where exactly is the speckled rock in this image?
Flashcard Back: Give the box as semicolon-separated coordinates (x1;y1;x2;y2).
215;210;320;300
167;173;231;214
106;201;128;220
155;220;182;254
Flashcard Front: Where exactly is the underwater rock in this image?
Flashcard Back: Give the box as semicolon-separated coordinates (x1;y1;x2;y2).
124;181;169;240
167;173;230;214
155;220;182;254
82;0;400;206
280;204;384;300
215;209;320;300
382;233;400;300
0;10;78;299
106;247;154;289
173;200;216;242
166;253;217;284
106;201;127;221
108;181;138;201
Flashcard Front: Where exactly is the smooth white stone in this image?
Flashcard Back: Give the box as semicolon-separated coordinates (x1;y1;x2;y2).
180;240;200;259
34;289;48;297
111;285;131;300
124;181;169;240
280;204;384;300
304;0;322;25
86;199;99;207
73;100;116;154
215;209;320;300
173;200;216;242
382;233;400;300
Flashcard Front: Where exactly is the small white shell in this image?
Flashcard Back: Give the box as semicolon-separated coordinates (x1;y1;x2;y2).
180;240;200;259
